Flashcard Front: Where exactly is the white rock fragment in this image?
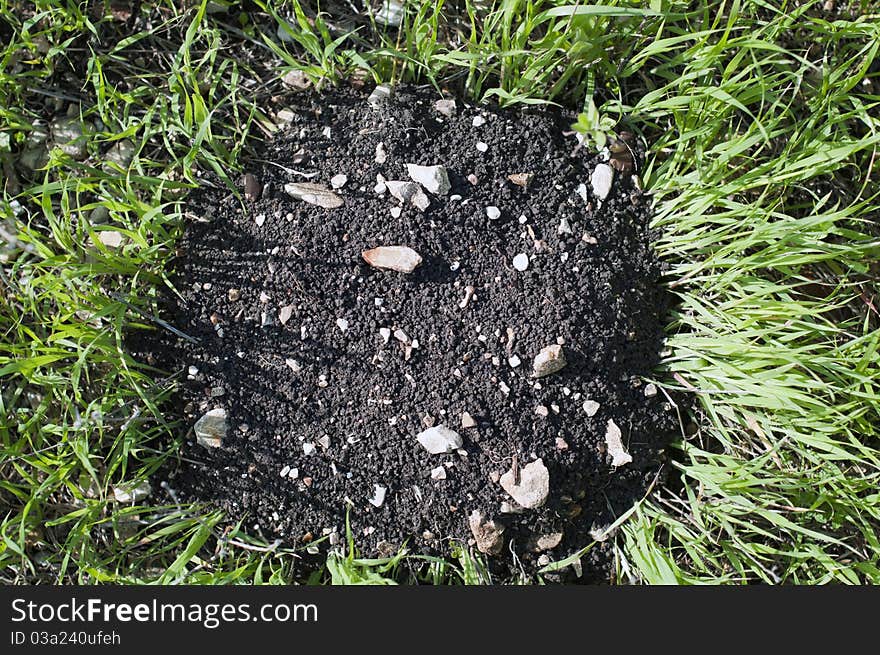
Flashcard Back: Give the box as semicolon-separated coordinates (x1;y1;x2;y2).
430;466;447;481
284;182;344;209
508;355;522;368
459;285;475;309
375;142;387;164
411;189;430;211
532;345;566;377
285;358;302;372
390;207;402;218
434;99;456;116
303;442;316;456
386;180;420;203
461;412;477;429
368;484;387;508
362;246;423;273
255;214;266;227
499;458;549;509
98;231;124;248
368;84;392;107
280;465;291;478
194;408;227;448
113;480;151;503
406;163;451;195
476;141;489;152
576;183;588;203
468;510;505;555
644;383;658;398
393;328;410;343
279;305;294;325
379;327;392;343
472;115;486;127
416;425;463;455
512;253;530;272
374;0;404;26
336;317;349;332
590;163;614;201
583;399;600;417
535;405;549;417
558;217;572;235
486;206;501;220
605;419;632;467
330;174;348;189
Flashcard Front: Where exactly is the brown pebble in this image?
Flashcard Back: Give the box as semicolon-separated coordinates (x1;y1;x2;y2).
303;477;313;487
244;173;261;202
301;531;313;543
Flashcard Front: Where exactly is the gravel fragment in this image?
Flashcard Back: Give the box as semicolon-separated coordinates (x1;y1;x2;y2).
362;246;423;273
582;399;600;417
512;253;529;272
532;344;566;377
406;163;451;195
194;408;227;448
486;206;501;220
416;425;463;454
468;510;505;555
284;182;344;209
605;419;632;467
590;163;614;201
499;458;549;509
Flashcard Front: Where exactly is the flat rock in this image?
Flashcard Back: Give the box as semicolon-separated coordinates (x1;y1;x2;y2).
362;246;423;273
112;480;151;503
50;116;87;159
499;458;549;509
528;532;563;552
433;98;456;117
406;163;451;195
532;344;566;377
416;424;463;454
605;419;632;466
284;182;344;209
468;510;505;555
194;408;227;448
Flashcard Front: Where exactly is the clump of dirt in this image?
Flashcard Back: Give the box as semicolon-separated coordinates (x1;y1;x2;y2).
135;86;680;582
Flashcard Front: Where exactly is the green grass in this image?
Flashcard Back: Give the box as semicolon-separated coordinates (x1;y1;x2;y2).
1;0;878;584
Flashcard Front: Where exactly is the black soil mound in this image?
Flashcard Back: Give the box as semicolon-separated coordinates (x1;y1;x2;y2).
136;86;679;581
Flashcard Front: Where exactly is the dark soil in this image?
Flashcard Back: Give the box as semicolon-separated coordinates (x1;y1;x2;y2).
134;85;680;582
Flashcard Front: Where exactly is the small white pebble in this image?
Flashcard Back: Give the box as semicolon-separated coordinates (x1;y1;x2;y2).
476;141;489;152
431;466;447;481
336;317;349;332
583;400;600;417
330;173;348;189
390;206;402;218
508;355;521;368
518;214;528;224
512;253;529;271
379;327;391;343
472;115;486;127
303;442;316;455
280;465;291;478
486;206;501;220
255;214;266;227
450;194;462;201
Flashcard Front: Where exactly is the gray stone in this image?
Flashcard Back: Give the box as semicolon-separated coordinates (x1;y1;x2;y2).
583;399;600;417
406;163;451;195
416;424;463;454
468;510;505;555
284;182;344;209
194;408;227;448
51;116;87;159
499;458;549;509
113;480;151;503
532;344;566;377
104;140;135;170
